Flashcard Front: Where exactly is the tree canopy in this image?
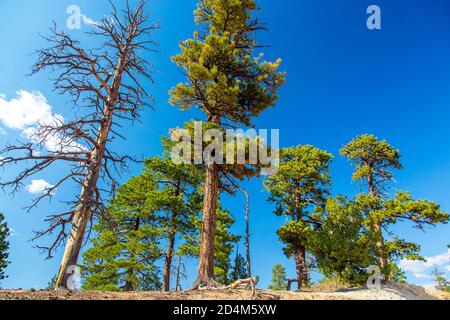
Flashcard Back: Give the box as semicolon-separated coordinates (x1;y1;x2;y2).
264;145;333;288
81;174;162;291
340;135;449;280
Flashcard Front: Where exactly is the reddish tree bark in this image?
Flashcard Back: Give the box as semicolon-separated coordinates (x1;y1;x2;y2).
193;162;220;288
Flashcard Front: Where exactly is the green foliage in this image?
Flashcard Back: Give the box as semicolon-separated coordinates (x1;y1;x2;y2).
264;145;333;217
143;155;203;244
81;154;204;291
165;120;269;184
169;0;285;126
46;275;57;290
340;134;401;189
0;212;9;283
264;145;333;271
341;134;449;279
432;267;450;292
389;263;407;284
179;205;240;285
230;252;247;282
309;197;375;284
81;174;163;291
268;264;287;291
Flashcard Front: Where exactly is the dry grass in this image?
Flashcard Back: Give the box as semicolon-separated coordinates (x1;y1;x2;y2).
426;289;450;300
312;277;355;292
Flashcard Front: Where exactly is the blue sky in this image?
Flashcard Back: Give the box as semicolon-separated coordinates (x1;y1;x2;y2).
0;0;449;290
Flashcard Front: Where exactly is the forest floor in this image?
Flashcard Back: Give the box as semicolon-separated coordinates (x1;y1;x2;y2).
0;283;448;300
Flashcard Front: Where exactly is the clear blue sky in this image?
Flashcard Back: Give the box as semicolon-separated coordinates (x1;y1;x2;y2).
0;0;449;290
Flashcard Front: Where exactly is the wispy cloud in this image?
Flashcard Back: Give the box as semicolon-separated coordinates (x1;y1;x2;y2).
25;179;55;195
0;127;6;136
81;14;99;27
399;249;450;281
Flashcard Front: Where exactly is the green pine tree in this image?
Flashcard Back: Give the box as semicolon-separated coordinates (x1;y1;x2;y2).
169;0;285;288
81;174;162;291
309;196;375;284
0;212;9;284
46;275;57;290
264;145;333;289
143;155;203;291
230;250;247;282
268;264;287;291
341;134;449;280
432;267;450;292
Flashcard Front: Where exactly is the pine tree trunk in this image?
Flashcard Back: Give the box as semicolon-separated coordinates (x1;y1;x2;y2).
194;162;220;288
54;51;127;290
54;204;90;289
162;180;181;292
294;245;308;290
193;115;221;289
124;217;140;292
162;228;176;291
368;177;388;280
243;189;251;278
293;189;307;290
375;221;388;280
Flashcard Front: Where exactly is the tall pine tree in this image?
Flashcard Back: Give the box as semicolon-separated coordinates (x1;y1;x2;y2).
264;145;333;289
170;0;285;288
143;156;203;291
341;134;449;280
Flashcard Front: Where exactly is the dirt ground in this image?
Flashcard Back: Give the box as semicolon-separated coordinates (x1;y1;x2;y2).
0;284;447;300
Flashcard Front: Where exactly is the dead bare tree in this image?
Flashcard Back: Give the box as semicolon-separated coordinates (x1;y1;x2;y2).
237;185;251;278
171;254;187;292
242;188;251;278
0;1;157;289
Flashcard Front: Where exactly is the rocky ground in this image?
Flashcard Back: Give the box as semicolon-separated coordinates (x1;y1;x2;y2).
0;283;447;300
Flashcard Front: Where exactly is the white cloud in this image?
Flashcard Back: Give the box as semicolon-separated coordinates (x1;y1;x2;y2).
0;90;85;153
399;249;450;279
22;121;84;153
0;90;58;130
25;179;55;195
414;273;433;280
0;127;6;135
81;14;99;26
